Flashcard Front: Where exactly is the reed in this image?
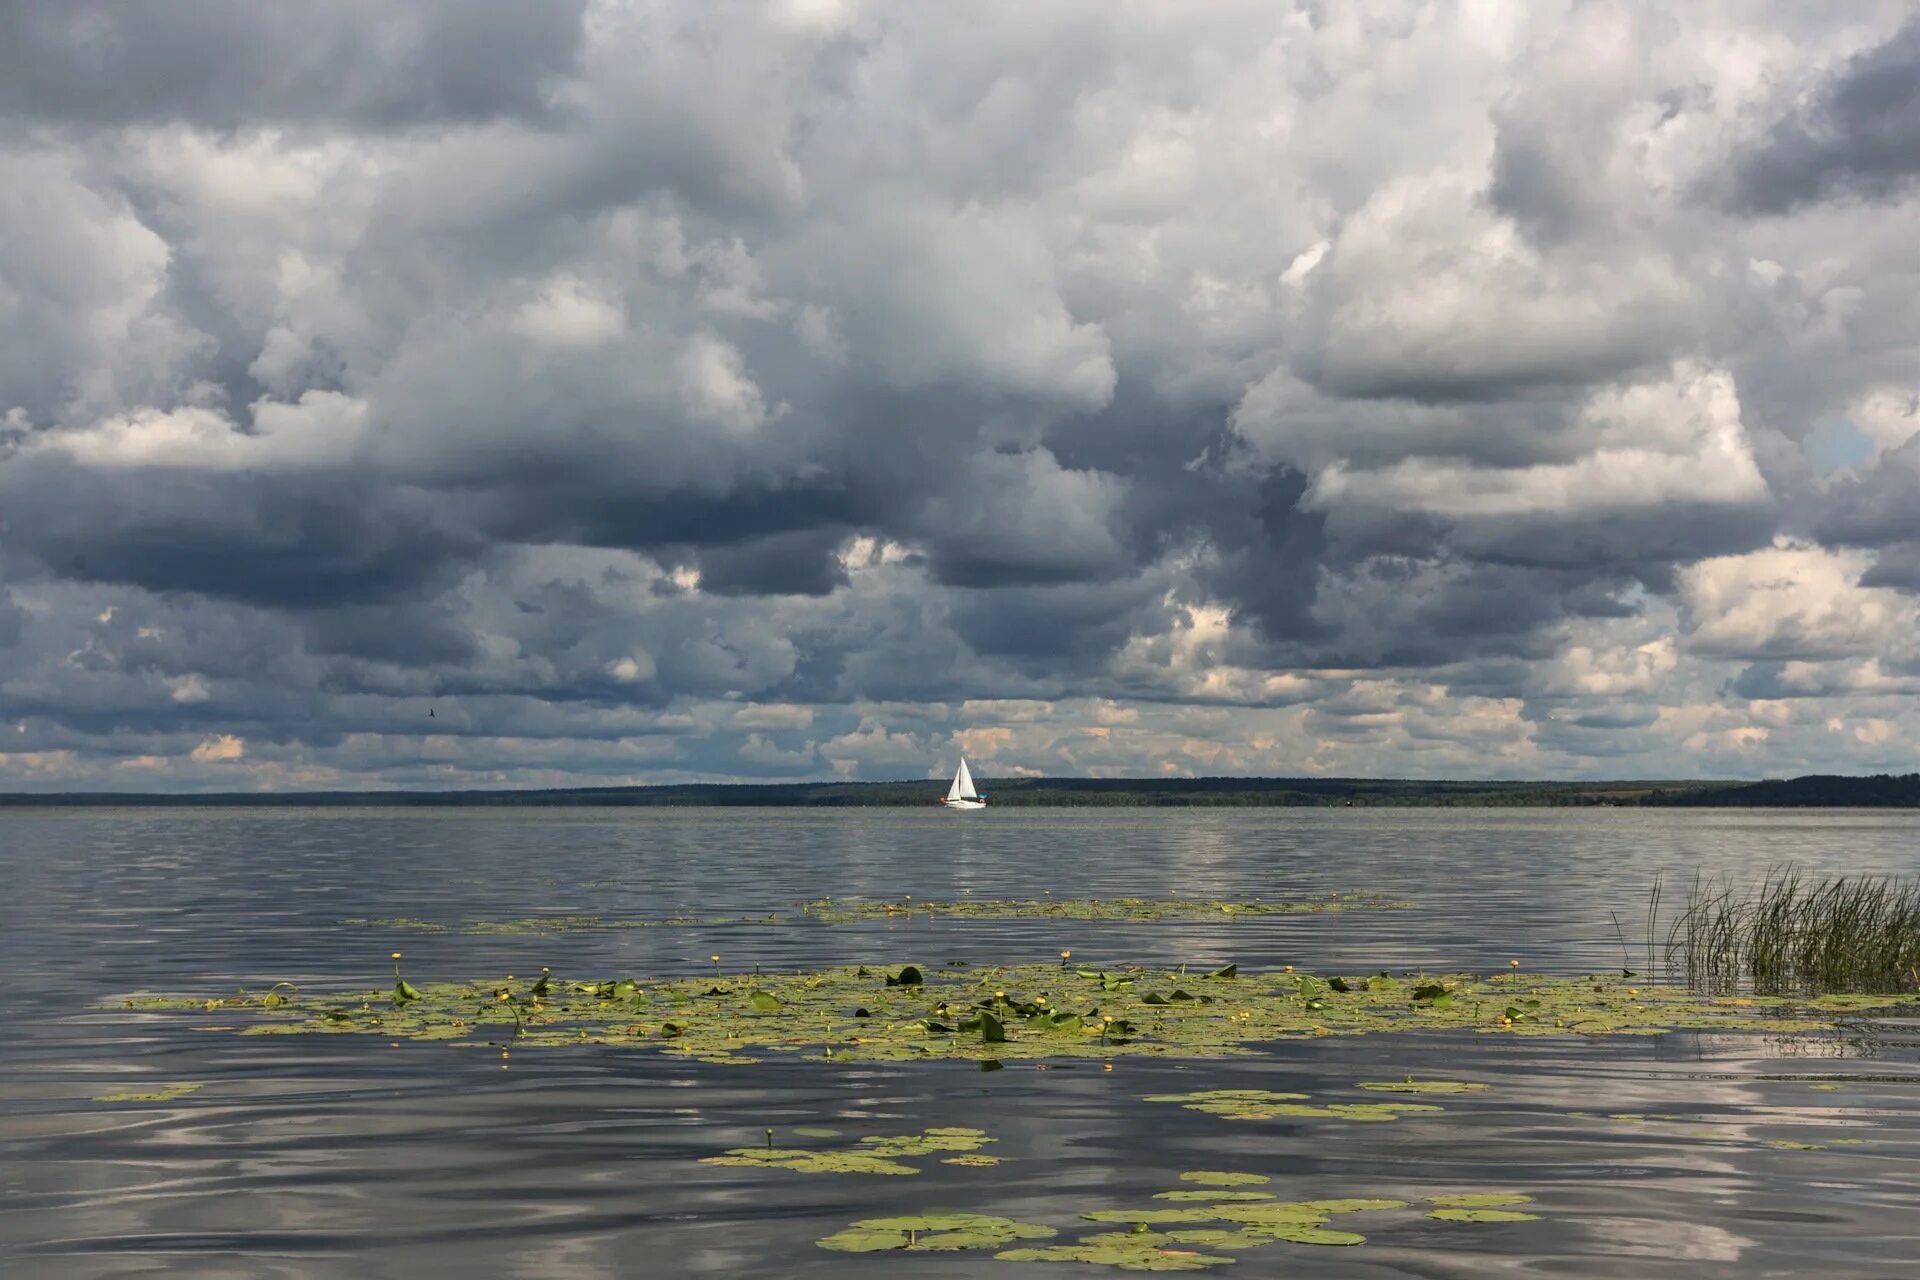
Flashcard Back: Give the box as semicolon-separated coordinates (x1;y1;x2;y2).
1665;868;1920;994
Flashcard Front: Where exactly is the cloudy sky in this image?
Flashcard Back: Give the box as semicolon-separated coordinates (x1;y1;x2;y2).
1;1;1917;792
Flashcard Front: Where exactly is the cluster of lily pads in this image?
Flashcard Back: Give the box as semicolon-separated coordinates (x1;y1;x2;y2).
814;1172;1541;1270
703;1125;998;1175
1142;1078;1488;1123
797;893;1406;922
119;957;1920;1065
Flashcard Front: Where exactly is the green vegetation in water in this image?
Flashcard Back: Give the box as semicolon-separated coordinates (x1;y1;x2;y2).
703;1125;992;1176
1179;1171;1270;1187
1666;868;1920;995
798;893;1407;922
820;1178;1540;1270
116;959;1920;1064
1142;1089;1443;1123
91;1081;203;1103
1356;1077;1488;1094
818;1214;1056;1253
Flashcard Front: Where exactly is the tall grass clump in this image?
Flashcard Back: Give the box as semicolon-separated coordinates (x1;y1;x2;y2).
1666;868;1920;995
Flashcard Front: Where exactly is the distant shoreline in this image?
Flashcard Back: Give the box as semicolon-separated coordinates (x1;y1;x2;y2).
1;773;1915;808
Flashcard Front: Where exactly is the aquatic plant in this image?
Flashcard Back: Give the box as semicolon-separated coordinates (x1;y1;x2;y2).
1666;869;1920;994
1355;1078;1487;1094
91;1081;203;1103
819;1213;1056;1253
798;894;1407;922
820;1181;1542;1269
702;1125;993;1175
1142;1088;1444;1123
118;958;1920;1063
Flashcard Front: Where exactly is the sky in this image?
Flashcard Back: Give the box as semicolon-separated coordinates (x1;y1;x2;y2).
1;1;1917;792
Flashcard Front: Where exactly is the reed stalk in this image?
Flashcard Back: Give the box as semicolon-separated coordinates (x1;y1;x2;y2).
1664;867;1920;995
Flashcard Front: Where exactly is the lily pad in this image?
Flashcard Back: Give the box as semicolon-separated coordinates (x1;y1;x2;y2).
1178;1172;1271;1187
1144;1090;1441;1123
1426;1208;1541;1223
90;1081;203;1103
1083;1208;1228;1225
1428;1193;1533;1208
1153;1191;1274;1202
119;960;1920;1065
997;1241;1237;1271
1356;1079;1488;1095
819;1213;1055;1253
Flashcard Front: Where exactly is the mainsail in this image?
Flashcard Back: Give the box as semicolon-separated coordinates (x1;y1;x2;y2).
947;757;979;801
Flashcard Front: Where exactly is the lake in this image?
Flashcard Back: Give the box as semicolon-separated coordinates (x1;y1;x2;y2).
2;807;1917;1277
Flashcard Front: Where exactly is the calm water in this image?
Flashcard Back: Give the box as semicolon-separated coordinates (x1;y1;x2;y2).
2;808;1918;1278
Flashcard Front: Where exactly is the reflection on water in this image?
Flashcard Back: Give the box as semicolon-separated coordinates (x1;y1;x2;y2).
2;808;1917;1277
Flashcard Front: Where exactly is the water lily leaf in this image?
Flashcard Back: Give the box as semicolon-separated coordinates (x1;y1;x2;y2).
1179;1171;1271;1187
92;1081;203;1103
1428;1193;1532;1208
1153;1191;1274;1202
886;966;924;987
749;991;783;1012
392;980;422;1003
1356;1080;1487;1095
979;1010;1006;1044
1294;1198;1408;1213
1204;964;1238;979
1083;1208;1227;1224
819;1213;1054;1253
1426;1208;1541;1222
997;1242;1236;1270
702;1147;920;1175
1161;1229;1274;1250
1246;1222;1365;1245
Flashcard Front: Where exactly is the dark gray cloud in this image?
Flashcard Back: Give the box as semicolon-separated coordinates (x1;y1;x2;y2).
2;1;1917;790
0;1;587;130
1728;16;1920;213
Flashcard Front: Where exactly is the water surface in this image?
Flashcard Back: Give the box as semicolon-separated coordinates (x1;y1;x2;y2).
3;808;1917;1277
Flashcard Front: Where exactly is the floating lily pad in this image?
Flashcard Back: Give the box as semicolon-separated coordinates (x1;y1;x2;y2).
1356;1079;1488;1095
90;1081;202;1103
801;895;1406;922
1428;1193;1532;1208
1764;1139;1825;1150
1246;1222;1365;1245
1153;1191;1274;1202
1426;1208;1541;1222
119;960;1920;1065
997;1241;1238;1271
1144;1090;1441;1123
1162;1229;1274;1250
1295;1198;1408;1213
943;1154;1002;1167
1179;1172;1271;1187
702;1125;992;1175
819;1213;1055;1253
703;1147;919;1175
1083;1208;1227;1225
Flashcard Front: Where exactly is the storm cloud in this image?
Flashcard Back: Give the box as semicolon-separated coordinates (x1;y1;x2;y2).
2;0;1917;791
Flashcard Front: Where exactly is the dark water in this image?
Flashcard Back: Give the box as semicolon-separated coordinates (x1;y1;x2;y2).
3;808;1918;1278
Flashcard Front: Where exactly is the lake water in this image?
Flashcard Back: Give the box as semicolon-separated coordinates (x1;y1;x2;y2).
3;807;1918;1277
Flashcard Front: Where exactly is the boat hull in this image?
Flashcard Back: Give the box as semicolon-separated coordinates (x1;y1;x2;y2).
941;798;987;810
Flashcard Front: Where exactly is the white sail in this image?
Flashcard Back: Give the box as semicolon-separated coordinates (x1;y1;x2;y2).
953;757;978;800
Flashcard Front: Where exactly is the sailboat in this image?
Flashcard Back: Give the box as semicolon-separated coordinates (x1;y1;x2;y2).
940;756;986;810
